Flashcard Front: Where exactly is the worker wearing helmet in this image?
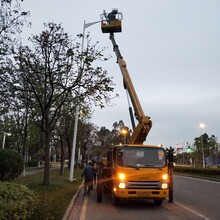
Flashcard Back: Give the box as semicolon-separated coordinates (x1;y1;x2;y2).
107;9;118;23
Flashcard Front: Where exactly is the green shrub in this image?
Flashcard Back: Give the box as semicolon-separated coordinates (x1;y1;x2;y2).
0;149;24;181
174;166;220;175
0;182;38;220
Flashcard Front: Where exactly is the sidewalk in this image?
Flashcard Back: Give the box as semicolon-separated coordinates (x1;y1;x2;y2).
21;166;57;176
62;182;84;220
25;167;44;176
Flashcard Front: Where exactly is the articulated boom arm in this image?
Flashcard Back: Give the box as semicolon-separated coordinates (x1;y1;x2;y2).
109;33;152;144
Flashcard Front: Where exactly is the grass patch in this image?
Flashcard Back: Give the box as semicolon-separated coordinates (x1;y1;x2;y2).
13;167;83;220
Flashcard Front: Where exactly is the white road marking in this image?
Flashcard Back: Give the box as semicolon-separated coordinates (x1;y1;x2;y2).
175;201;210;220
176;175;220;184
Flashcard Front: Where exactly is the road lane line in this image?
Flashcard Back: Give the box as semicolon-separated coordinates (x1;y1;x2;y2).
80;196;88;220
176;175;220;184
175;201;210;220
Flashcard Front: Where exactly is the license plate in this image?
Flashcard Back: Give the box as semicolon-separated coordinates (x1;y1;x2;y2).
137;191;150;197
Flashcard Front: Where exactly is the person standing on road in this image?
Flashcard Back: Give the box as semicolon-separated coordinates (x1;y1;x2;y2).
81;161;94;196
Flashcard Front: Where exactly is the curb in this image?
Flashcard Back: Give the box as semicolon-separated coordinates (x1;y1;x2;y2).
62;181;84;220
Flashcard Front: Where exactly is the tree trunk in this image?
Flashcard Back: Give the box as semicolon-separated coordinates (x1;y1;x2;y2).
43;115;51;185
67;136;71;170
22;106;29;177
60;135;65;175
43;131;50;185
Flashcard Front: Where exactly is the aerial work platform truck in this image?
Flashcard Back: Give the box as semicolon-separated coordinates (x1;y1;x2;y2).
97;9;174;206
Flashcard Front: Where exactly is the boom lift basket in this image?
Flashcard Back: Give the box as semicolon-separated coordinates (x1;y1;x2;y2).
100;9;123;33
101;20;122;33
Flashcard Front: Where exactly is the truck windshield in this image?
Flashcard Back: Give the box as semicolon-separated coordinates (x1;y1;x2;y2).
117;146;166;168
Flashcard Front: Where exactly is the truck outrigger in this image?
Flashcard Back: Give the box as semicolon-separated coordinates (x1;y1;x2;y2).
97;9;174;206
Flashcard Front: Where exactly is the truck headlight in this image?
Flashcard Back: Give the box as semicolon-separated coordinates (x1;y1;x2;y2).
118;182;126;189
161;183;168;189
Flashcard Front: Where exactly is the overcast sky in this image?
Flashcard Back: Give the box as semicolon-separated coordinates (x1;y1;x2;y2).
20;0;220;148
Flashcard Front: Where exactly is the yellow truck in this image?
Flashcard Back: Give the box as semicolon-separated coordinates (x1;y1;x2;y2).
97;9;174;206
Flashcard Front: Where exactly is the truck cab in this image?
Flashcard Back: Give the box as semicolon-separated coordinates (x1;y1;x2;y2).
104;144;169;206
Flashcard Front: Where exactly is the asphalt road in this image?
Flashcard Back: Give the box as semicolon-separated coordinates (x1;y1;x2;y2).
66;175;220;220
174;175;220;220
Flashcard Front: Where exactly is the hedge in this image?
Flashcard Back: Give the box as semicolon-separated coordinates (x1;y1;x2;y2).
0;149;24;181
174;166;220;175
0;182;38;220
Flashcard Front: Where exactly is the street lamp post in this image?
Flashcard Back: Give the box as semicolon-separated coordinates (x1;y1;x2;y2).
199;123;206;168
2;132;12;149
69;20;101;182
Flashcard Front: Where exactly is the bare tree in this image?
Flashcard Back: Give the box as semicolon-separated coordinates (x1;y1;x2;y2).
0;0;30;164
1;23;115;185
0;0;29;57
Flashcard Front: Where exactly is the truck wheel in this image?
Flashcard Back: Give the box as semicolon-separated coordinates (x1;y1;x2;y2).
154;199;163;206
97;183;102;203
112;195;120;206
